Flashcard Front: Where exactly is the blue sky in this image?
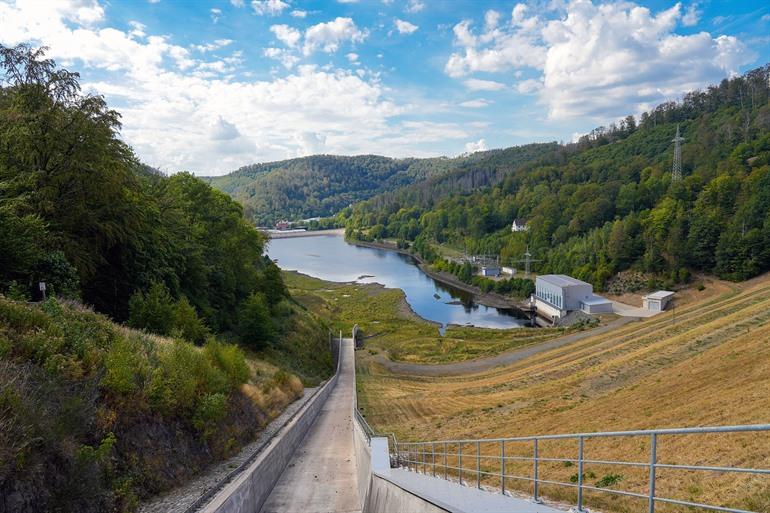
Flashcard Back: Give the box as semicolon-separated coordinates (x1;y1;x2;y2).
2;0;769;175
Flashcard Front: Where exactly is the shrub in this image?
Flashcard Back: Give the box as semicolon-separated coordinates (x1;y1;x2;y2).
204;340;250;389
102;338;144;395
193;392;228;434
172;296;209;345
128;283;175;335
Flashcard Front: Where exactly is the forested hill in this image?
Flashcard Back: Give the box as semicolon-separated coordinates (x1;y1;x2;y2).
204;147;555;226
343;64;770;289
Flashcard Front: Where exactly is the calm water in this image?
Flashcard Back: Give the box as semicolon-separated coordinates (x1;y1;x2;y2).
268;234;527;330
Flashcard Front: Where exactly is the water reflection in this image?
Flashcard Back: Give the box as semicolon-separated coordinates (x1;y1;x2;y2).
268;234;527;330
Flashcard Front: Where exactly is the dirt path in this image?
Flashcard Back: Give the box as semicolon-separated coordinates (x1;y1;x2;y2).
371;316;639;376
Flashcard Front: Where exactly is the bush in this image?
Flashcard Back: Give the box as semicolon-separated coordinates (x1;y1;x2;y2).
204;340;250;389
102;338;145;395
128;283;175;335
172;296;209;345
193;392;228;434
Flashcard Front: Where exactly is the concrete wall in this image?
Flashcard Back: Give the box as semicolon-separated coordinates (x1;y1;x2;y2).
365;475;449;513
200;339;340;513
353;420;372;505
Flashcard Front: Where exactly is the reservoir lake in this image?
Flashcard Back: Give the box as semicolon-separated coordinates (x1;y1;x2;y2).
268;234;527;330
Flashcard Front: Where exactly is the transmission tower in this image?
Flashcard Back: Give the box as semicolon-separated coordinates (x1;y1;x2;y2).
511;245;542;277
672;124;684;181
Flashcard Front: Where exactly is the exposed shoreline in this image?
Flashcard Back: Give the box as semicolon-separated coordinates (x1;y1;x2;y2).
267;228;345;239
348;238;528;313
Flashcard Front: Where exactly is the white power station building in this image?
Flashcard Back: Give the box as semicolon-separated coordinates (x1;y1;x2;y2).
534;274;613;320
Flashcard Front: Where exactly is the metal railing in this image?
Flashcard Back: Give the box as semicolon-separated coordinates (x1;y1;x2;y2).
394;424;770;513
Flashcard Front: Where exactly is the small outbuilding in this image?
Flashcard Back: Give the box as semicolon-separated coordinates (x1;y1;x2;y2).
481;265;501;277
579;295;614;314
643;291;675;312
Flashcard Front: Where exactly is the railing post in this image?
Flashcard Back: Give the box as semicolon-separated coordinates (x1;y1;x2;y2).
533;438;540;503
501;440;506;494
444;442;448;480
395;440;399;468
459;443;463;486
649;433;657;513
432;442;436;477
422;443;426;474
477;441;481;489
577;436;585;512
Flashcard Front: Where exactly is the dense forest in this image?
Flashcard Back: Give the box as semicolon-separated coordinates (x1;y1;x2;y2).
0;44;332;513
343;64;770;290
205;150;514;226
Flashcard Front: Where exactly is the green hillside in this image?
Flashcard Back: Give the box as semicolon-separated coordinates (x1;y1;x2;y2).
343;64;770;290
204;147;555;226
0;44;335;513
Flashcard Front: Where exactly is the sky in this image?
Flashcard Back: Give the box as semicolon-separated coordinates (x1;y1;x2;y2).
1;0;769;175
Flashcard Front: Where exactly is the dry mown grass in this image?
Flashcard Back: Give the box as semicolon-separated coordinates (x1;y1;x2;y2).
357;274;770;512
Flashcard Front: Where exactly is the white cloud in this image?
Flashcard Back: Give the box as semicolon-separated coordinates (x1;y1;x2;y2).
210;8;222;23
194;39;233;53
446;0;755;121
346;52;359;63
230;0;245;6
290;9;307;18
539;2;753;119
404;0;424;14
394;19;418;35
762;14;770;22
484;10;501;30
0;0;474;173
263;47;299;68
303;17;366;55
516;78;541;94
270;24;301;47
210;116;241;140
464;138;488;153
682;3;701;27
463;78;506;91
459;99;491;108
251;0;289;16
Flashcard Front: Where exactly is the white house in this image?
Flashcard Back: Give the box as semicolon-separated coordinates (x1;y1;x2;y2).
535;274;613;320
643;291;675;311
511;219;529;232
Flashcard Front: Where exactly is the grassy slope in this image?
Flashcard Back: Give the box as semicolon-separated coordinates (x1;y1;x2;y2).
356;274;770;512
284;271;565;364
0;297;309;513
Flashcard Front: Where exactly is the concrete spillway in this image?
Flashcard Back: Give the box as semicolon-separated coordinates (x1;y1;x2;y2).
259;338;362;513
202;336;566;513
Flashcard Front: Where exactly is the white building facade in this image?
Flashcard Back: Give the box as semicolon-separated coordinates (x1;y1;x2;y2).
535;274;613;320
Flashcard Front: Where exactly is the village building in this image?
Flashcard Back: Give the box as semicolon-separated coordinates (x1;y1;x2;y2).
511;219;529;232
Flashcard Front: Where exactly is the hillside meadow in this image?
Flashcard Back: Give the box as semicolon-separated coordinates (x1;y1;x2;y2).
356;273;770;512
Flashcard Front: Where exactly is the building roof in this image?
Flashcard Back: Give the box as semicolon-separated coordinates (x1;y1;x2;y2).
537;274;590;288
581;294;612;305
512;218;528;225
644;290;675;300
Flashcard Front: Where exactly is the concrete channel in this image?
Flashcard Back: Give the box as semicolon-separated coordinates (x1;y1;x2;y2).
201;335;566;513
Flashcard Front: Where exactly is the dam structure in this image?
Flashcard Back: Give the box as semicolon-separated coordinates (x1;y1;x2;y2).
198;334;770;513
